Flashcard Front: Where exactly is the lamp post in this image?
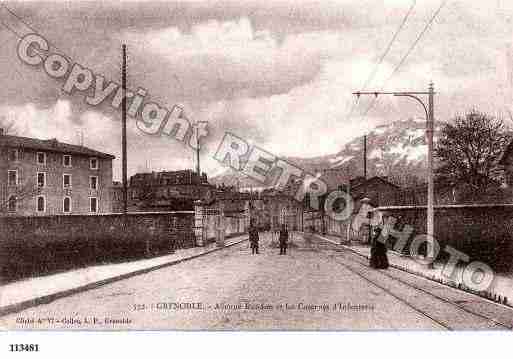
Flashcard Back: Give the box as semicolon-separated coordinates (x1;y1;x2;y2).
353;83;436;264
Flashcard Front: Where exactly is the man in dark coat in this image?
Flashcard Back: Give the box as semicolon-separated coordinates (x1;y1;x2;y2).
279;224;289;255
369;227;389;269
248;220;260;254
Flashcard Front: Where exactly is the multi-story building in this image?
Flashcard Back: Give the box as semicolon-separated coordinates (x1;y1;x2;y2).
126;170;215;211
0;129;115;215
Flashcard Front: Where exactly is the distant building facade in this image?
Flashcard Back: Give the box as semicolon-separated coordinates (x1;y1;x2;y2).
0;130;115;216
345;176;401;207
302;175;402;237
125;170;215;211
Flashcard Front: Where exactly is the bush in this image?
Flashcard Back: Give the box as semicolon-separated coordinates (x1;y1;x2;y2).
0;213;195;283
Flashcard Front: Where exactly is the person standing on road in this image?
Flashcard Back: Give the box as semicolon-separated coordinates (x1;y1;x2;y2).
369;227;389;269
279;224;289;255
249;220;260;255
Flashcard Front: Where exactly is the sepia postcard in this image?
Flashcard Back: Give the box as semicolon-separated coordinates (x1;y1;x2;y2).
1;0;513;336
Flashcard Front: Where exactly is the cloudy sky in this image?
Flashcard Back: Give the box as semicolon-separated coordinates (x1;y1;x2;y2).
1;0;513;180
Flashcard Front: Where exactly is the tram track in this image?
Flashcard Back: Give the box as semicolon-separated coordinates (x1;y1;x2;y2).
343;250;513;329
316;238;513;330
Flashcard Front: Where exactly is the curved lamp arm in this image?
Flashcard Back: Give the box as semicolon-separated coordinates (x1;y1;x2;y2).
394;94;429;121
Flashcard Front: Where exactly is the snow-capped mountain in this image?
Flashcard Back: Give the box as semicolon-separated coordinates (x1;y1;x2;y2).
211;118;441;189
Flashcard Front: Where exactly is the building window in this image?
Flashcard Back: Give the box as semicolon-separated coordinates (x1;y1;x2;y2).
63;196;71;213
36;195;45;213
8;149;19;162
37;152;46;165
63;174;72;188
90;157;98;170
37;172;46;187
8;196;17;212
7;170;18;186
90;197;98;213
63;155;72;167
90;176;98;190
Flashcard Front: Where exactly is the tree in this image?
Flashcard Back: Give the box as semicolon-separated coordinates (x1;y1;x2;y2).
0;115;16;135
435;110;511;197
0;180;40;214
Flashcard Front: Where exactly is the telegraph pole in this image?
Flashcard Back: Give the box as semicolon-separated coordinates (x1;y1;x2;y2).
353;83;436;263
346;180;351;243
196;125;201;175
122;45;128;214
363;134;367;179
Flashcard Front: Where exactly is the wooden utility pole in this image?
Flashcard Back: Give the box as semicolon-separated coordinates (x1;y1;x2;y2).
122;45;128;214
196;124;201;175
346;180;351;243
363;134;367;179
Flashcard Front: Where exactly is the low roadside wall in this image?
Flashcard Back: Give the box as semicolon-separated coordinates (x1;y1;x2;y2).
0;212;195;283
374;204;513;271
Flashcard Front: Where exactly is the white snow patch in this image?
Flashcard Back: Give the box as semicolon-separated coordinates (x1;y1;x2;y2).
329;155;353;167
406;145;427;161
369;149;383;159
389;143;406;155
329;156;345;163
388;143;427;162
349;142;360;150
372;126;388;135
406;128;426;139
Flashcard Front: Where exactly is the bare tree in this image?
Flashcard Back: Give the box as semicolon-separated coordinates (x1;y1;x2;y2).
435;110;511;196
0;180;40;213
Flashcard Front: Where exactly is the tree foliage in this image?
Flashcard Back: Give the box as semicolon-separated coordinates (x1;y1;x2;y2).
435;110;511;194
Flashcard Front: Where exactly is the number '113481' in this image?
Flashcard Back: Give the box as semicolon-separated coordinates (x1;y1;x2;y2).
9;344;39;352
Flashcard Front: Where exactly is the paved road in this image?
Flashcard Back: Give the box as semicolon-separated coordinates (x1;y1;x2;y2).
2;233;512;330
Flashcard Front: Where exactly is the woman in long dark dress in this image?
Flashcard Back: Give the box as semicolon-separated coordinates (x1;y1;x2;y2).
369;227;389;269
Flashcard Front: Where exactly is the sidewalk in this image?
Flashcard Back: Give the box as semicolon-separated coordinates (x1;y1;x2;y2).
0;235;248;317
315;233;513;307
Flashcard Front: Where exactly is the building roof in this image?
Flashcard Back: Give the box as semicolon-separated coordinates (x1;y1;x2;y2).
352;176;400;191
0;134;115;159
130;169;211;186
318;168;348;191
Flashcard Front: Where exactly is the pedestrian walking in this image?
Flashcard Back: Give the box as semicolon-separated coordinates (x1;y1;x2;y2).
279;224;289;255
249;220;260;255
369;227;389;269
304;225;313;247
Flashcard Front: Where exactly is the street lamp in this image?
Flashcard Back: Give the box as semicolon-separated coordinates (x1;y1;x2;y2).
353;83;436;264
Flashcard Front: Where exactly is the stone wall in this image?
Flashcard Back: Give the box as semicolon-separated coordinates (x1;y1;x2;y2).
196;200;247;245
374;205;513;270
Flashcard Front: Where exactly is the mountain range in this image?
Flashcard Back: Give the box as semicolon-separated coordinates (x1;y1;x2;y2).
211;118;442;189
